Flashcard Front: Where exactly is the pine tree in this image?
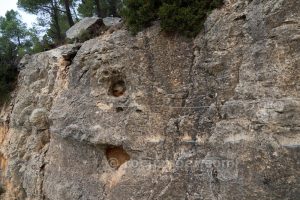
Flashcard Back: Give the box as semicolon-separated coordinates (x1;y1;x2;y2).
18;0;66;44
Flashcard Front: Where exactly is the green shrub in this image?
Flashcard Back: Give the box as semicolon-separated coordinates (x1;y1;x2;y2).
0;63;18;105
121;0;162;34
0;38;18;105
122;0;224;37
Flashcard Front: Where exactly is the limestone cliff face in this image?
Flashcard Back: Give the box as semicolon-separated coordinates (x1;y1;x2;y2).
0;0;299;199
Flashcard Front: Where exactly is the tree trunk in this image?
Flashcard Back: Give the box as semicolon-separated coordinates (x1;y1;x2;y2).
17;36;21;46
94;0;102;18
109;0;118;17
64;0;74;26
52;0;63;44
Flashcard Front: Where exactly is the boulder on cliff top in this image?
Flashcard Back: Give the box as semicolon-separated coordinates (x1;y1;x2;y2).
66;17;104;40
66;17;122;42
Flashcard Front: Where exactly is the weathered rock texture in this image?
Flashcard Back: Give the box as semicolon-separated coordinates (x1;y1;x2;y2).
0;0;299;199
66;17;104;40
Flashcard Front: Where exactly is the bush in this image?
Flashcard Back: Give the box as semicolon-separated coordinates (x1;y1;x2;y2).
122;0;224;37
0;63;18;105
0;38;18;105
121;0;162;34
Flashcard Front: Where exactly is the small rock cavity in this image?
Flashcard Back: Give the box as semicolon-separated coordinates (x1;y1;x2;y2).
109;80;126;97
106;146;130;169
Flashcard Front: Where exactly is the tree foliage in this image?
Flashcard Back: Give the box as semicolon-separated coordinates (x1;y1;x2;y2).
0;10;43;104
121;0;161;34
0;12;21;104
78;0;122;18
78;0;97;17
0;41;18;104
0;10;29;46
122;0;224;37
18;0;79;44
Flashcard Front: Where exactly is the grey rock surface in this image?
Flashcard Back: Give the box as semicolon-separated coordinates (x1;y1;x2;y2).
0;0;299;199
103;17;122;27
66;17;104;40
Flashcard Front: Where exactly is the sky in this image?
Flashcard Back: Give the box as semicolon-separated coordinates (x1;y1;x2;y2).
0;0;37;27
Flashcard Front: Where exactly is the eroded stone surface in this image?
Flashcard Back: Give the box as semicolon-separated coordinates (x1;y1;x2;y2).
66;17;104;40
0;0;299;199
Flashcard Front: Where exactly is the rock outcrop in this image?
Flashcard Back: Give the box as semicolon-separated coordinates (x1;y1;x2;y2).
66;17;104;40
0;0;299;199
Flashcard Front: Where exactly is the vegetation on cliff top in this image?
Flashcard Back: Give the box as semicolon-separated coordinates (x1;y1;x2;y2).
122;0;224;37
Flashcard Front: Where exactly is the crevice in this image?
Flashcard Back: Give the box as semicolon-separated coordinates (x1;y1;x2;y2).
234;14;247;21
156;176;173;198
144;35;156;108
39;134;51;200
61;44;82;65
181;43;195;110
78;69;89;82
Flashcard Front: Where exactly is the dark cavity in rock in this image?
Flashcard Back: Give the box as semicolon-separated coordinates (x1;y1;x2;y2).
106;146;130;169
110;80;126;97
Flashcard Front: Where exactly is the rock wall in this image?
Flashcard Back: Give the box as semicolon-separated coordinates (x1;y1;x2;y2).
0;0;299;199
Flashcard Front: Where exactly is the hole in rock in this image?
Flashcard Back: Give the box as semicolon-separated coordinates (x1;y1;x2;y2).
110;80;126;97
116;107;124;112
106;146;130;169
263;176;271;185
0;185;5;195
103;70;109;75
208;93;214;98
136;109;142;113
234;14;246;21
